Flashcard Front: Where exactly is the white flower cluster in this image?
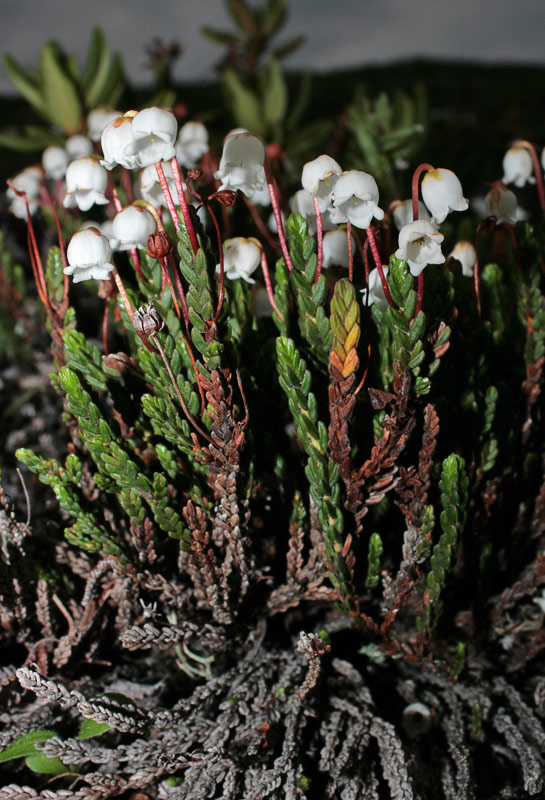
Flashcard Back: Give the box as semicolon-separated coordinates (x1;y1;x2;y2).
300;155;384;230
291;156;469;304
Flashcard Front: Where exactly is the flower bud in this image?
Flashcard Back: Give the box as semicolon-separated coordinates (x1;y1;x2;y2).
133;301;164;337
147;231;173;259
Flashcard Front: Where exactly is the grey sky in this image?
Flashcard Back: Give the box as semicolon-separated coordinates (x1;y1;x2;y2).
1;0;544;94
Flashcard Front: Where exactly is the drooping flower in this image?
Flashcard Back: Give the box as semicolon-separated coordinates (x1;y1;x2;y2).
175;121;209;168
101;113;139;170
421;168;468;224
392;199;431;230
361;267;389;312
42;146;69;180
87;107;121;142
219;237;262;283
289;190;337;236
332;170;384;229
63;157;109;212
214;131;266;199
449;241;476;277
65;134;94;161
484;182;518;225
110;205;157;251
64;228;114;283
301;155;342;212
502;145;535;188
395;219;445;277
322;228;355;269
139;161;186;207
124;107;178;168
6;166;43;219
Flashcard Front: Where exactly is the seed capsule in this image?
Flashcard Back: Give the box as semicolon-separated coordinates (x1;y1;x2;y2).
147;231;173;259
133;301;164;337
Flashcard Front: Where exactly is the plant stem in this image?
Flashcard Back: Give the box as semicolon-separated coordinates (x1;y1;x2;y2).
411;162;435;220
313;196;323;285
366;225;396;308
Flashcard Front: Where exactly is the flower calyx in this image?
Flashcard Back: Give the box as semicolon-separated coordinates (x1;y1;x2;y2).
147;231;173;259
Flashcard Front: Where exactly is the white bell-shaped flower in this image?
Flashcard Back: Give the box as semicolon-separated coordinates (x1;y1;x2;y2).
101;114;139;170
139;161;186;207
396;219;445;277
214;131;266;199
110;205;157;251
87;107;121;142
289;190;337;236
421;168;468;224
64;227;114;283
301;155;342;212
65;134;94;161
502;145;535;188
124;107;178;168
220;237;262;283
332;170;384;229
175;121;209;168
449;241;476;277
322;228;355;269
42;146;69;180
7;166;43;220
361;267;389;312
392;199;431;230
63;157;109;212
484;183;518;225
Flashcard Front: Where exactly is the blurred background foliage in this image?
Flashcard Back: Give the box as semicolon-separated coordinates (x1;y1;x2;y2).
1;0;544;205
